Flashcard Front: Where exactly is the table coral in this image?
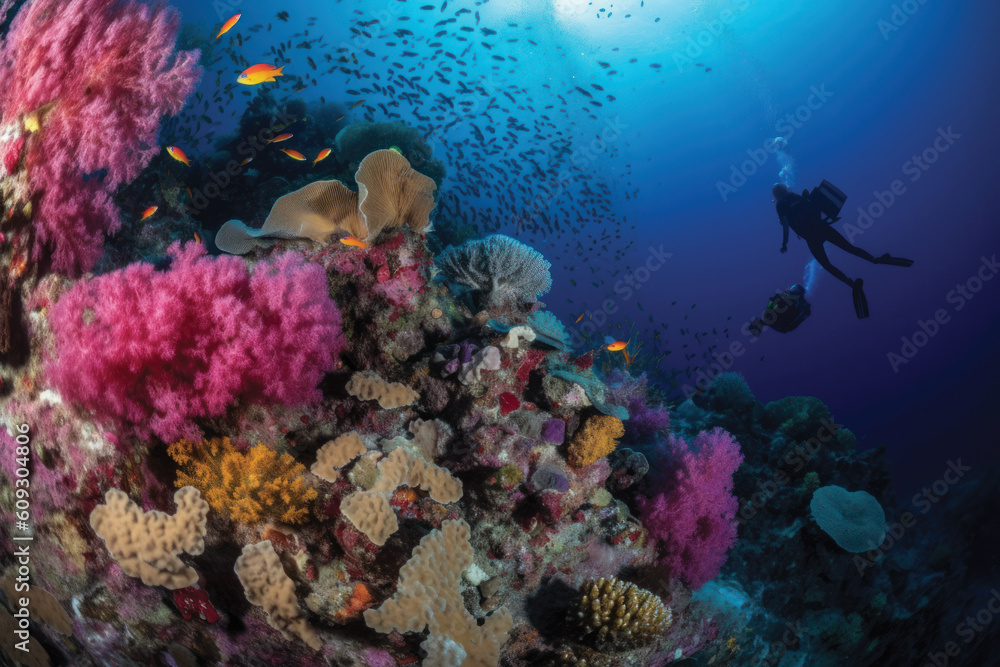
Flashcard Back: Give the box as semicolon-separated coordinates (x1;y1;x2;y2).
168;437;318;525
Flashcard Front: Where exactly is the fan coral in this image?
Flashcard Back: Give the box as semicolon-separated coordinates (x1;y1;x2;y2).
168;438;318;525
637;428;743;590
569;577;672;652
0;0;201;274
47;242;345;442
568;415;625;469
436;235;552;312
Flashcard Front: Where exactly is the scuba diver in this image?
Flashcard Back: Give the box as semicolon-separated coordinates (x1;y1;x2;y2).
749;283;811;337
772;181;913;319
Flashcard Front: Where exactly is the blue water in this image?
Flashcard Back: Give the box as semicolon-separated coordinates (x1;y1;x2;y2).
170;0;1000;496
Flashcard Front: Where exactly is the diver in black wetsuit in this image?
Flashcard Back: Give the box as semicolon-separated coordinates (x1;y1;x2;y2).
749;283;811;337
772;183;913;318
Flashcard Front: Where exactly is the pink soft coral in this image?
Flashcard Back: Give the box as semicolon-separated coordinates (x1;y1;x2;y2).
637;428;743;590
47;243;345;442
0;0;201;275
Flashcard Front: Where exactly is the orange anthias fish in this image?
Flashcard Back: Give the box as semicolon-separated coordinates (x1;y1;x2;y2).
166;146;189;166
269;133;293;144
240;156;253;166
238;64;285;85
606;340;628;352
216;13;241;39
280;148;306;161
193;231;203;244
140;206;158;221
340;236;368;249
313;148;331;165
575;312;586;323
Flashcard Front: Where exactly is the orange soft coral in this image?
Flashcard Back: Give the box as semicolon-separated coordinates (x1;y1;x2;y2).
567;415;625;469
168;438;318;524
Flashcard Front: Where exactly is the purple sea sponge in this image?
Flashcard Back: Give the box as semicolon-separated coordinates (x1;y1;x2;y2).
541;418;566;445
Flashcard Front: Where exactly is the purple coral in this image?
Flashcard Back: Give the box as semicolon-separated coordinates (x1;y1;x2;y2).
47;243;345;442
606;370;670;444
637;428;744;590
0;0;201;274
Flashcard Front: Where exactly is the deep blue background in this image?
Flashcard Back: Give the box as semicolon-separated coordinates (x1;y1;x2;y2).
169;0;1000;497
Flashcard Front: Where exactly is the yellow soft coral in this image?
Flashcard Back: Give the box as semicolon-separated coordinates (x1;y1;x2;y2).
567;415;625;469
168;438;318;524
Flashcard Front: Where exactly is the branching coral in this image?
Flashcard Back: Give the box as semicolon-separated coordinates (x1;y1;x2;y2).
436;235;552;312
47;242;345;442
567;415;625;469
364;519;513;666
89;487;208;590
569;577;672;652
0;0;201;275
168;438;318;525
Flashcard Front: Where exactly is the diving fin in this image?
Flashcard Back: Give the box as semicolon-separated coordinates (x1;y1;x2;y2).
852;279;869;319
875;253;914;267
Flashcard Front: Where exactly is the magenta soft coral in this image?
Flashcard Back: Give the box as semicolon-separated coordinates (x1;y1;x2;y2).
47;243;346;443
0;0;200;275
637;428;744;590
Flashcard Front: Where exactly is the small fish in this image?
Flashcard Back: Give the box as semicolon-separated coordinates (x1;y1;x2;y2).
280;148;306;161
335;115;345;122
166;146;189;165
240;156;253;166
575;312;585;323
269;133;293;143
216;13;240;39
313;148;331;165
140;206;158;221
193;231;203;244
340;236;368;249
348;99;366;111
605;339;628;352
238;63;285;85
